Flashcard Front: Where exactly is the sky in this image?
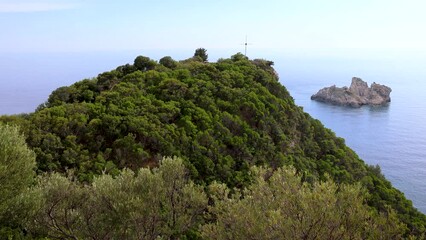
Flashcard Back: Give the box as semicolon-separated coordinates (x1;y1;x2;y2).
1;0;426;53
3;0;426;214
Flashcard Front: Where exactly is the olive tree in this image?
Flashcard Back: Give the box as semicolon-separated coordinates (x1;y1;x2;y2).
27;157;207;239
0;124;36;223
201;166;407;239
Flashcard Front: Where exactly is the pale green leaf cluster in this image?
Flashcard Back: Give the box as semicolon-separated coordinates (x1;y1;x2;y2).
1;154;414;239
25;157;207;239
0;124;36;225
201;167;407;240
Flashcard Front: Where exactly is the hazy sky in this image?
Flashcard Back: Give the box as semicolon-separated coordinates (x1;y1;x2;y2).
1;0;426;53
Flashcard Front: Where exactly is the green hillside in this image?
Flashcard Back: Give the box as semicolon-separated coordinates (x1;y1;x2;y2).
1;50;425;236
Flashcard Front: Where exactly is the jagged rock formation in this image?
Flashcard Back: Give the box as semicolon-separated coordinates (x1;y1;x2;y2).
311;77;392;107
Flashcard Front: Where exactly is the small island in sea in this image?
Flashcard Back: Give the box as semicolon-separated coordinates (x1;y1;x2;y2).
311;77;392;107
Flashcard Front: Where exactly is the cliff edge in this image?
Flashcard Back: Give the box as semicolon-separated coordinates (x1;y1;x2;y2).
311;77;391;107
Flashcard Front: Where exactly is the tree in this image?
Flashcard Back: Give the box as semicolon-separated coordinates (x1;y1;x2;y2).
194;48;208;62
201;166;407;239
134;55;157;71
26;157;207;239
230;52;248;62
27;173;90;239
159;56;178;69
0;124;37;234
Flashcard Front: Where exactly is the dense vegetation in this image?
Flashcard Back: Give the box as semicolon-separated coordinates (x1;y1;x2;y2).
1;49;425;238
0;151;407;239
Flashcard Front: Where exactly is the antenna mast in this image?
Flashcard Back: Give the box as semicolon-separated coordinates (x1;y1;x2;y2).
244;35;248;56
241;35;252;56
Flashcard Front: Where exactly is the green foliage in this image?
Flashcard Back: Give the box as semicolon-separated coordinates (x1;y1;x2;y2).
0;124;39;239
26;157;207;239
230;52;248;62
22;161;411;239
0;124;36;224
202;166;407;239
134;55;157;71
159;56;178;69
1;49;425;235
194;48;208;62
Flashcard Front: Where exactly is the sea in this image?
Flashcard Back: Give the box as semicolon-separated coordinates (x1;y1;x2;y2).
1;48;425;213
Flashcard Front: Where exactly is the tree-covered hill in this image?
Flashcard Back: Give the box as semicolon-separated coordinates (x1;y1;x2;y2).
1;50;425;235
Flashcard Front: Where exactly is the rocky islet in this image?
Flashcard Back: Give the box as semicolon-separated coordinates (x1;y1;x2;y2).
311;77;392;107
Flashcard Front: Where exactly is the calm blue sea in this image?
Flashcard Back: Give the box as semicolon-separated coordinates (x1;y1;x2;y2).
275;49;426;214
1;49;425;213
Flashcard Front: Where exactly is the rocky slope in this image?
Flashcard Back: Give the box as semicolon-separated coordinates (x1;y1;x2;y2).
311;77;392;107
